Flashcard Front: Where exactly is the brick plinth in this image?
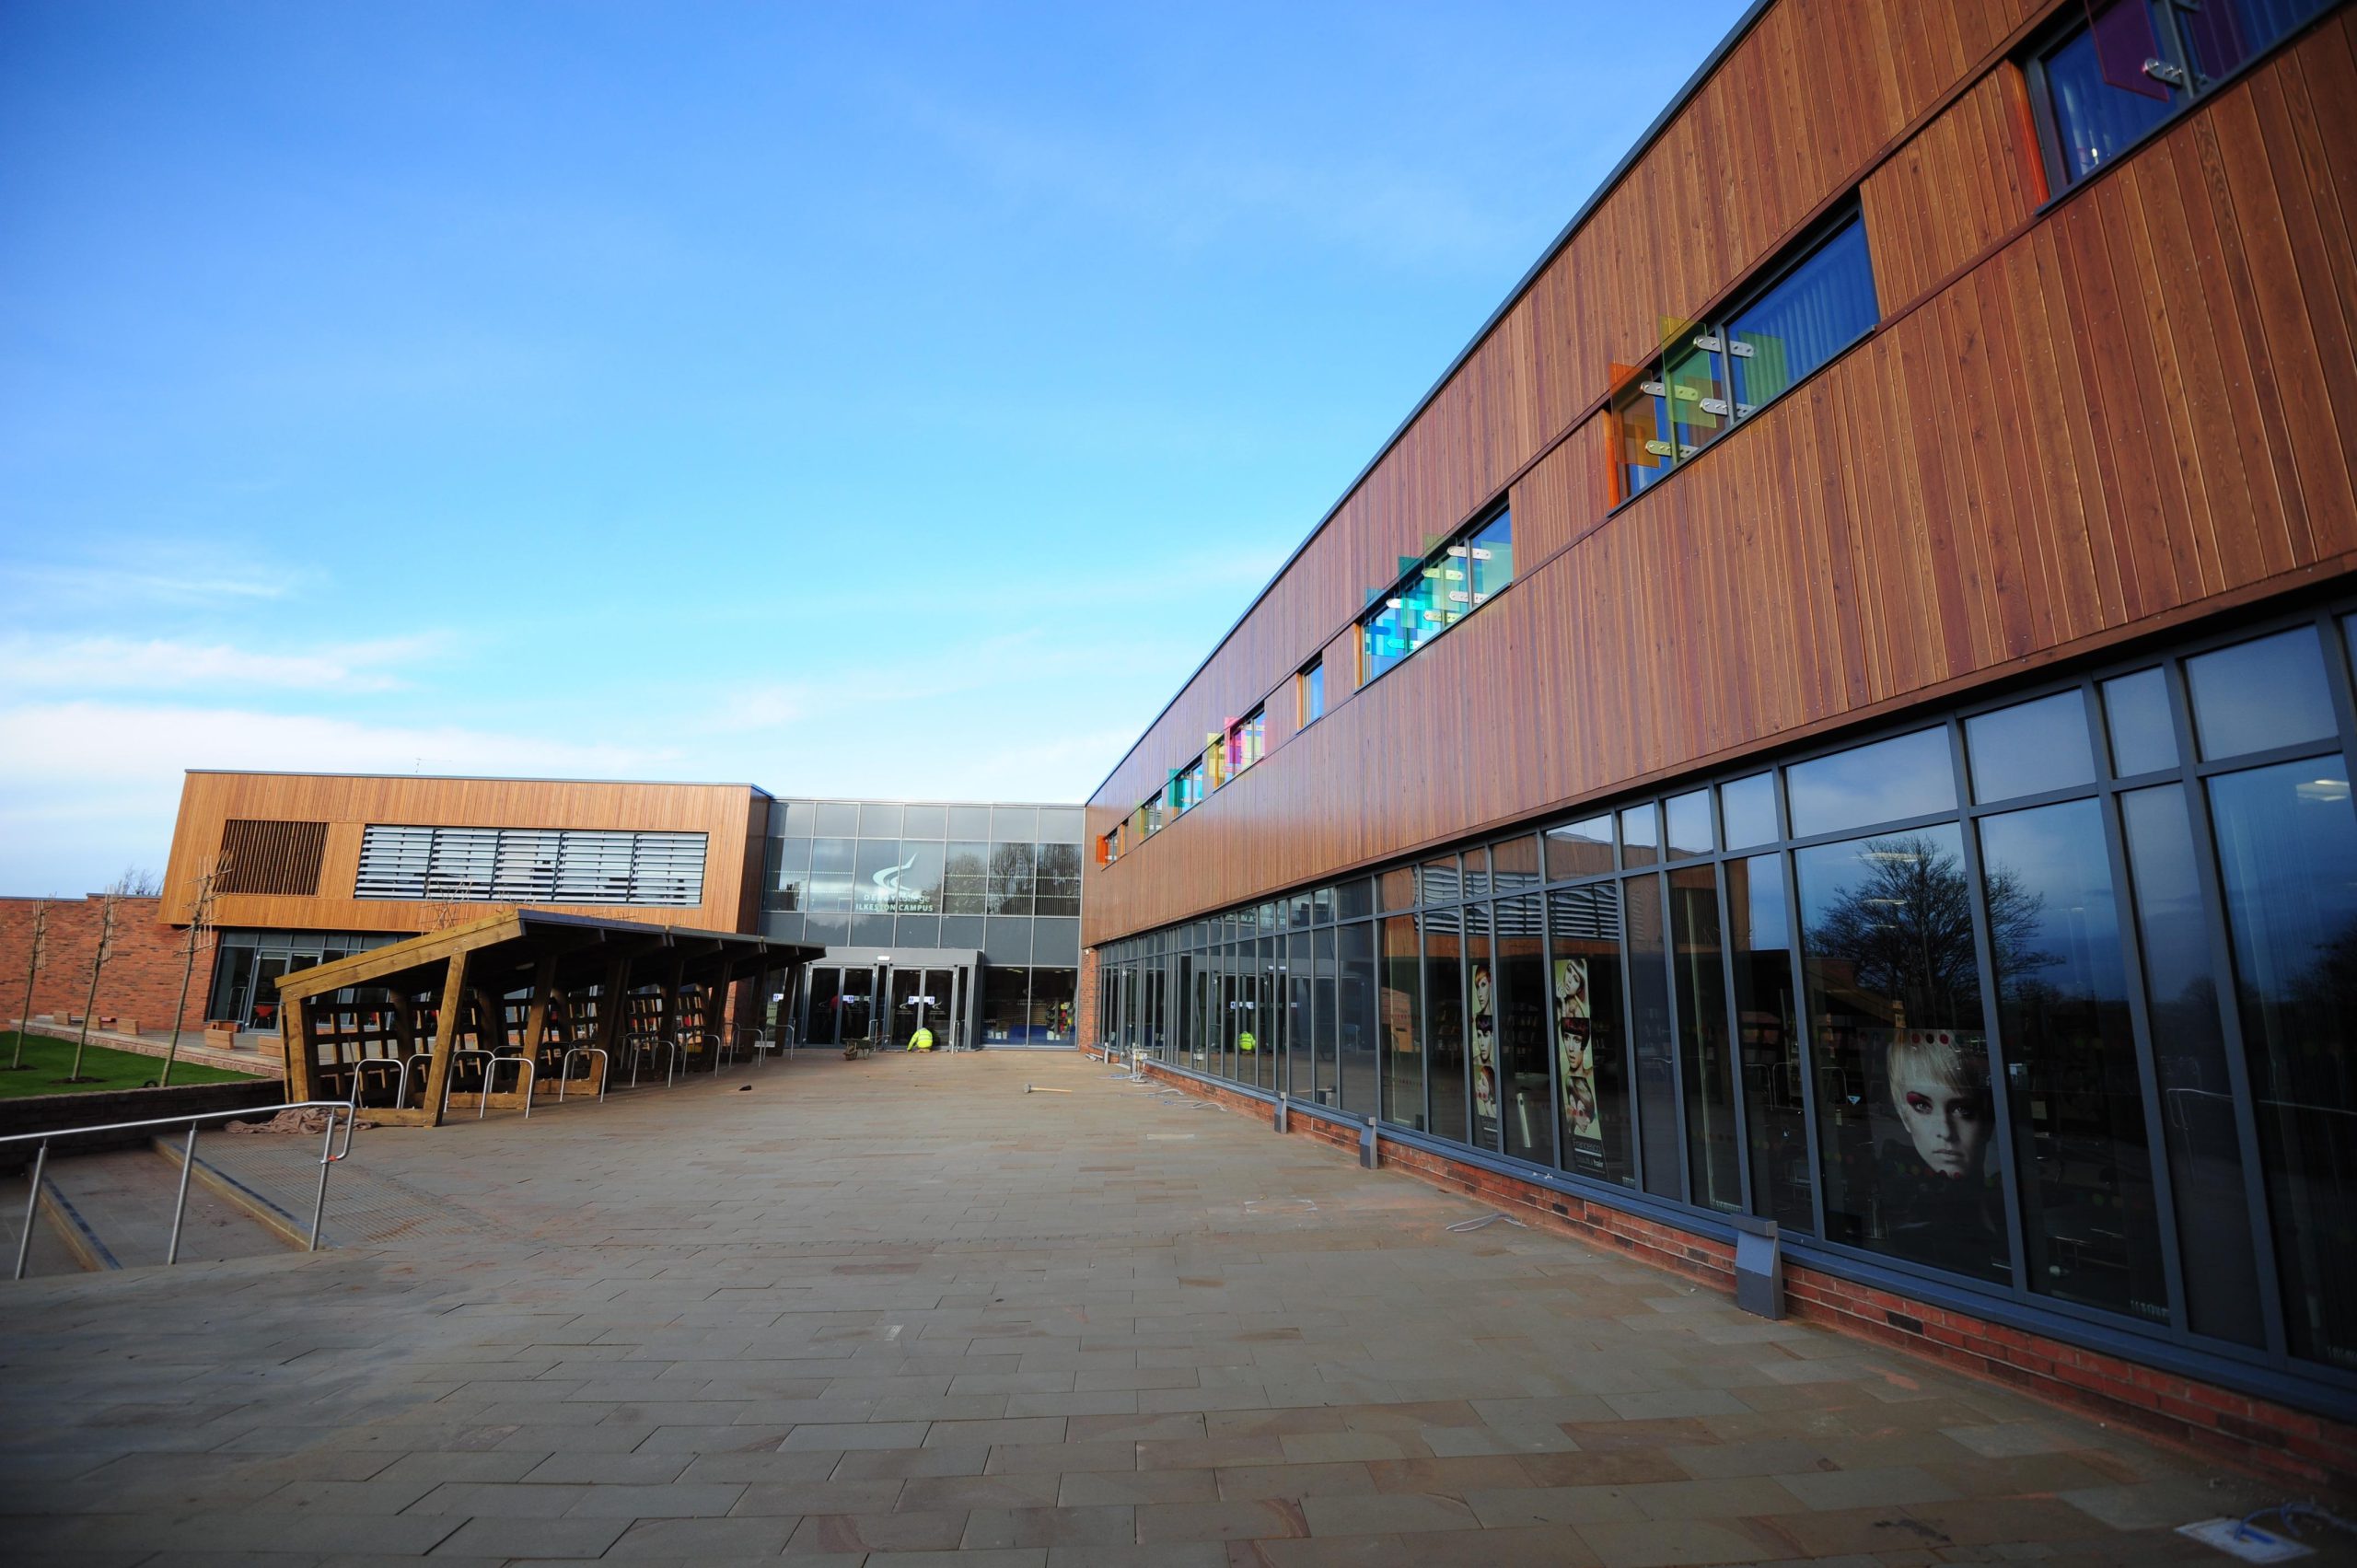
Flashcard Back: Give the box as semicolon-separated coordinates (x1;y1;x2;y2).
0;895;212;1035
1132;1055;2357;1497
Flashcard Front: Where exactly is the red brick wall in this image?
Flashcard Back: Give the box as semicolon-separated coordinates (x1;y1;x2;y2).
0;896;213;1035
1134;1057;2357;1497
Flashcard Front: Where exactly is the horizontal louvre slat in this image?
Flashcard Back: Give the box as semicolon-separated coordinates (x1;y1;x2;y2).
356;825;706;906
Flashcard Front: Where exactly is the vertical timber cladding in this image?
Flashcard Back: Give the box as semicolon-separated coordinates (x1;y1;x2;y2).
1086;3;2357;946
159;772;771;935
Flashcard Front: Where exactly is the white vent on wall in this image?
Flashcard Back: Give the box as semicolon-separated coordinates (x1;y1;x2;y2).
355;825;707;907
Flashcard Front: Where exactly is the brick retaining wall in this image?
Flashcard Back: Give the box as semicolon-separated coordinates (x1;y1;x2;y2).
0;1080;286;1173
0;896;213;1035
1119;1051;2357;1496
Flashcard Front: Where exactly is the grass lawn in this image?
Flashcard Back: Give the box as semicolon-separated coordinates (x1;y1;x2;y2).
0;1030;265;1098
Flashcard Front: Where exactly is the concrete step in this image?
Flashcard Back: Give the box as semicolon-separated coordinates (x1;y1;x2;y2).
0;1173;92;1278
150;1133;321;1250
25;1148;291;1272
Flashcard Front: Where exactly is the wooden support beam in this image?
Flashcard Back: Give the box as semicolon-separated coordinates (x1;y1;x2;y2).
521;955;558;1092
418;950;472;1129
284;995;314;1103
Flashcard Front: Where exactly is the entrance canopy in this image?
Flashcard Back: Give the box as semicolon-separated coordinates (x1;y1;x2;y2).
273;911;822;1124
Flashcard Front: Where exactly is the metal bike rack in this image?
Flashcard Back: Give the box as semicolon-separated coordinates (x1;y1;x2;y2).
7;1099;360;1278
624;1032;678;1089
557;1046;609;1103
482;1053;535;1120
678;1028;721;1076
437;1050;535;1121
348;1054;414;1112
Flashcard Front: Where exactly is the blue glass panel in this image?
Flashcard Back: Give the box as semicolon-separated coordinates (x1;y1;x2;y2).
1720;772;1778;850
2183;0;2335;82
1727;217;1879;412
2209;759;2357;1370
1966;691;2096;802
2101;668;2179;776
1786;727;1957;839
2186;627;2338;760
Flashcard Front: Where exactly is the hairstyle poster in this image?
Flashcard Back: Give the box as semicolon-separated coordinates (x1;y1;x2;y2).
1554;958;1600;1141
1469;961;1499;1123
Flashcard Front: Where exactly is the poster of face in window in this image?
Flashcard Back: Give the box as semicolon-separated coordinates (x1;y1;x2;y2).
1469;962;1499;1124
1554;958;1600;1141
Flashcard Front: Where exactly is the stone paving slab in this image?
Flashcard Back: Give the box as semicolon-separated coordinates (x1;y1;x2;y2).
0;1050;2346;1565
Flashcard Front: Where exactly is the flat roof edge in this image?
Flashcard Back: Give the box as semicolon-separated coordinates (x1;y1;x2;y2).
1086;0;1780;807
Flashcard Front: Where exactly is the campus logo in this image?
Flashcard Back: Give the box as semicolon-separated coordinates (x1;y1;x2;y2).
871;853;921;911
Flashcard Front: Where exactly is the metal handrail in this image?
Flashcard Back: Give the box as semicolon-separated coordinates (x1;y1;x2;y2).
6;1099;359;1279
557;1046;608;1103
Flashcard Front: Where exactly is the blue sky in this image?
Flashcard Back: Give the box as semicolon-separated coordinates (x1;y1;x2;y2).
0;0;1747;894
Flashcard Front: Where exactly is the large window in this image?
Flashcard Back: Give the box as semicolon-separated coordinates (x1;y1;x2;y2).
1298;658;1326;728
2031;0;2336;190
1362;506;1514;684
1098;600;2357;1396
1614;213;1878;502
354;825;706;907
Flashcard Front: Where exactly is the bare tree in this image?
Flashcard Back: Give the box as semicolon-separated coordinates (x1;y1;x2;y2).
66;893;121;1081
160;856;228;1087
106;867;162;899
9;899;45;1071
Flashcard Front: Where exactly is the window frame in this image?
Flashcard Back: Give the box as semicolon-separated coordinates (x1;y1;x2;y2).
1355;502;1515;691
2021;0;2340;201
1609;203;1880;508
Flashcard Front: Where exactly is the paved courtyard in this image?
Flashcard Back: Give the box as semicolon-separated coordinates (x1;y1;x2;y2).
0;1050;2339;1567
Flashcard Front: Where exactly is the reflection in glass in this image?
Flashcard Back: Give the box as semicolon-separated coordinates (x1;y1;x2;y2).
1339;923;1379;1114
1672;865;1739;1211
1980;800;2166;1320
1498;895;1550;1167
2102;668;2179;777
1288;930;1312;1098
1622;806;1660;868
1666;790;1713;859
1726;216;1878;410
2041;7;2177;186
1379;867;1416;912
1967;691;2096;802
1419;855;1462;906
1380;915;1423;1130
1427;918;1469;1144
1786;727;1956;839
2187;628;2338;761
1625;875;1678;1199
2181;0;2336;82
806;968;842;1046
1313;925;1339;1106
2209;760;2357;1370
987;842;1037;915
859;802;903;839
1721;773;1778;850
1730;855;1809;1233
1550;882;1633;1188
943;841;990;914
1492;834;1541;893
2119;784;2265;1344
1545;817;1615;880
1798;826;2007;1282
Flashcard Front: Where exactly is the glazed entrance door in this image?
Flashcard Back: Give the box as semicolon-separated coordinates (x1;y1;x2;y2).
838;969;876;1045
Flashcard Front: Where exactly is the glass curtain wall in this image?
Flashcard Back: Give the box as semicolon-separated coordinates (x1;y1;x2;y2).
1092;602;2357;1394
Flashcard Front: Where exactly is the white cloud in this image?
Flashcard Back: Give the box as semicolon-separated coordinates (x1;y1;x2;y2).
0;700;681;893
0;633;447;693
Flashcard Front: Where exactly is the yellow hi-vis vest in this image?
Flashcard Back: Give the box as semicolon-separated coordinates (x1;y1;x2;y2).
1237;1030;1256;1053
907;1027;935;1052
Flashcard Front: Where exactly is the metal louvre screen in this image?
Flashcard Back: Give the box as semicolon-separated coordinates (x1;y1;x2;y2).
356;825;706;906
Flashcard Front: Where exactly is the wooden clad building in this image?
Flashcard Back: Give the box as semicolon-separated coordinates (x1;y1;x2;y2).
162;772;771;936
1083;0;2357;1488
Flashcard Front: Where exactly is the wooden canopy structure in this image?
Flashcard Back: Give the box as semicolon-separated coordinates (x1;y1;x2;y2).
273;912;820;1126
